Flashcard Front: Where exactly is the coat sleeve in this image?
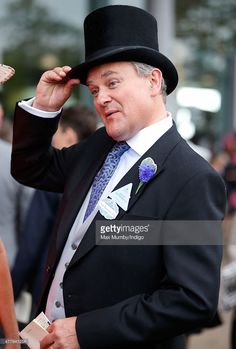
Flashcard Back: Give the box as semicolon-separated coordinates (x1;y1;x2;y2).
11;104;79;193
11;104;109;193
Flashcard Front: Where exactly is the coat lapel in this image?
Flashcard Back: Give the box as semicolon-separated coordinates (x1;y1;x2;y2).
69;124;183;265
107;123;182;218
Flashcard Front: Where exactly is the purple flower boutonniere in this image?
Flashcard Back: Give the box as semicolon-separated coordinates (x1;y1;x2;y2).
135;157;157;194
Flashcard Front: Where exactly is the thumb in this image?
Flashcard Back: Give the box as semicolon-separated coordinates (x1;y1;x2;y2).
66;78;80;89
63;78;80;97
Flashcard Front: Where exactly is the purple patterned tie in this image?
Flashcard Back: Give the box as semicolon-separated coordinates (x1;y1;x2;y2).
83;142;130;221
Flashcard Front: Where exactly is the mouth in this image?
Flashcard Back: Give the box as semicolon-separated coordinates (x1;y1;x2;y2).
104;109;120;118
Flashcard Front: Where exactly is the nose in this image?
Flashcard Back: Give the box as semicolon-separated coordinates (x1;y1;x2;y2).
96;88;112;106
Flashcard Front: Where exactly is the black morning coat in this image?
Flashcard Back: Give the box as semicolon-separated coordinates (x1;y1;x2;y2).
11;104;226;349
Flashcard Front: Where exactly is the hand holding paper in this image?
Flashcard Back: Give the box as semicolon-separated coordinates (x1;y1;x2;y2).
40;316;80;349
19;312;52;349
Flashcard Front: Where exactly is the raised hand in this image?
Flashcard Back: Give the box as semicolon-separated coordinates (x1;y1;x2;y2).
33;66;80;112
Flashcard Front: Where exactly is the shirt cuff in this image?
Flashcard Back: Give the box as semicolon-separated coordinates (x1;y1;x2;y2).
19;98;61;118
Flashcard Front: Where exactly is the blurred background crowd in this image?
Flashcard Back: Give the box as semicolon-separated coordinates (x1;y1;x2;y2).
0;0;236;348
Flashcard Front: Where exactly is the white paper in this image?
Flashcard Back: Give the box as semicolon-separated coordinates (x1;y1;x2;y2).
19;312;52;349
99;198;119;219
109;183;133;211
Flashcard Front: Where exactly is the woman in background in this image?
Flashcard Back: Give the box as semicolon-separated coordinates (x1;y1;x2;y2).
0;240;20;349
0;64;20;349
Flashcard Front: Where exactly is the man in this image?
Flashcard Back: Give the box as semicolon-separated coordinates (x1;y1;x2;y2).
11;5;226;349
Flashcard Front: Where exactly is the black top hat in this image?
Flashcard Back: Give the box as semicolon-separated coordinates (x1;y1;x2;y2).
69;5;178;95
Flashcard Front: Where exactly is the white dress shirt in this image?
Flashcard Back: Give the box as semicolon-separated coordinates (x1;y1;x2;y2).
19;99;173;321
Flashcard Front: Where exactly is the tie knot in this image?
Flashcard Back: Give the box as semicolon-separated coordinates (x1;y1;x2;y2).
110;141;130;158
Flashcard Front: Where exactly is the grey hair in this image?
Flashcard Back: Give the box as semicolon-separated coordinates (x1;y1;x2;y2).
131;62;167;103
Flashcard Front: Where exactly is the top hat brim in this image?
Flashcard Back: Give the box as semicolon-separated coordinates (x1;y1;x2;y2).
68;46;178;95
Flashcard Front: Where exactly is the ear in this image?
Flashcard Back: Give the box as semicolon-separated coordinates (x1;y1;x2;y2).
149;69;163;96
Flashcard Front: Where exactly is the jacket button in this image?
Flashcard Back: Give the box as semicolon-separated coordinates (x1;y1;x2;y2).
46;265;51;273
55;301;61;308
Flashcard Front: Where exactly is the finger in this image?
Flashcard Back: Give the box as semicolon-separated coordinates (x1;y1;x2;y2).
66;78;80;87
61;66;72;73
40;333;54;349
42;67;69;82
47;324;54;333
54;66;73;79
63;78;80;96
52;67;68;79
41;69;65;82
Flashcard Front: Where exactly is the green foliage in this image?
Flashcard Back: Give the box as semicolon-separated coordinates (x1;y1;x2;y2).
176;0;236;83
175;0;236;141
177;0;236;51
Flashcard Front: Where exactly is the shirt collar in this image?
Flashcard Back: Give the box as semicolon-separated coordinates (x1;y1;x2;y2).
126;113;173;156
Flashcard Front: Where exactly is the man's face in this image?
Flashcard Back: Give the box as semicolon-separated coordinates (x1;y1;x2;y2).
86;62;157;141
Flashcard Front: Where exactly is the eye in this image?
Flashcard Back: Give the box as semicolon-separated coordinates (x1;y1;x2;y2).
108;79;119;88
90;88;99;97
